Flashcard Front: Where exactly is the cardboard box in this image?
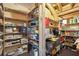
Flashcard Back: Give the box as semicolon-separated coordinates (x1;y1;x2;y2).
21;38;28;44
5;35;14;39
5;42;12;47
5;28;13;33
14;35;22;38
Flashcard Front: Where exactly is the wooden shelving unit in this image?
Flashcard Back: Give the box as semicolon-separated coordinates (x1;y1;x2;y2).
0;4;28;56
43;5;61;56
27;6;39;56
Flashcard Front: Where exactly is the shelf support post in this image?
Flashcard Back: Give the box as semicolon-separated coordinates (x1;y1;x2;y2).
39;3;46;56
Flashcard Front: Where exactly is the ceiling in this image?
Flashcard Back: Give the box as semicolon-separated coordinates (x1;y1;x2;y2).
15;3;36;13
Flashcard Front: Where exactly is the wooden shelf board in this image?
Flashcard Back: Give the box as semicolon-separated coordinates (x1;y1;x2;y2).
0;24;27;28
48;26;58;28
4;32;21;35
61;23;79;27
4;43;28;48
5;17;27;22
4;38;21;42
62;35;79;38
29;39;39;43
4;44;21;48
4;7;27;15
61;30;79;32
5;26;26;28
2;32;27;35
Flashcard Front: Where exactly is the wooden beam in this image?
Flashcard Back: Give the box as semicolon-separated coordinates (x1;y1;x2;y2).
71;3;75;8
62;4;72;12
51;4;57;7
46;3;58;21
58;6;79;16
61;11;79;19
39;3;46;56
57;3;62;12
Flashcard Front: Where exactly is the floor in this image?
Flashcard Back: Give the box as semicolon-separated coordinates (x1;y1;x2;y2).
58;48;79;56
18;52;28;56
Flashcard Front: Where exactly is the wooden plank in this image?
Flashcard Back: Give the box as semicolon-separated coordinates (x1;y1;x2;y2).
46;3;58;21
51;4;57;7
61;11;79;19
4;11;29;22
62;4;72;12
5;7;27;15
39;4;46;56
58;6;79;16
74;3;79;8
3;3;30;14
57;3;62;12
